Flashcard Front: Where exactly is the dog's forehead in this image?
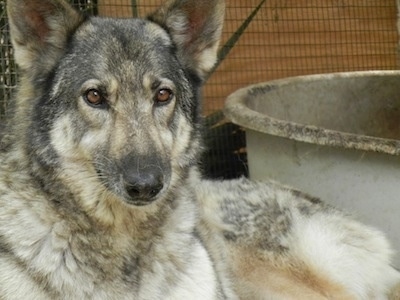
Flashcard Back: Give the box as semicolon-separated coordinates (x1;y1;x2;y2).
80;17;170;43
62;17;181;87
73;17;173;62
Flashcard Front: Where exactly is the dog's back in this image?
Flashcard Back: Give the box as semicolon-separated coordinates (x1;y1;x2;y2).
196;177;400;299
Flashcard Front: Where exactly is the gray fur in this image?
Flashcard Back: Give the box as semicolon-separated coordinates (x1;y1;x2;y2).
2;0;228;298
1;0;399;299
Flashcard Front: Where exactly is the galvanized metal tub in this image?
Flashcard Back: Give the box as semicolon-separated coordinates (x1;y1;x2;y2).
224;71;400;267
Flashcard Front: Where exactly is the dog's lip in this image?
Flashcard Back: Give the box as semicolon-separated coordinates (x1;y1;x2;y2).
123;198;157;206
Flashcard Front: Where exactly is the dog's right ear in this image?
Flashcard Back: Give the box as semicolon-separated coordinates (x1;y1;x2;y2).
7;0;84;75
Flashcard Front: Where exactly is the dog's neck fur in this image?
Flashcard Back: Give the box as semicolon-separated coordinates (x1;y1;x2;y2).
0;139;205;297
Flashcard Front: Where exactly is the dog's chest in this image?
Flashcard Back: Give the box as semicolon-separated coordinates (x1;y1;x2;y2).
137;239;223;299
24;223;223;299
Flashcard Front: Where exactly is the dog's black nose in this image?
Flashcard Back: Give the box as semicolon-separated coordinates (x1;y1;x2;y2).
124;166;164;203
120;153;168;205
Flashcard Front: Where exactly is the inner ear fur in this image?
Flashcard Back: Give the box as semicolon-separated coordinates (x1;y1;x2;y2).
149;0;225;80
7;0;85;73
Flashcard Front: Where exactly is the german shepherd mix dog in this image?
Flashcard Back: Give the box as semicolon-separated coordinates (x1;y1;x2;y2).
1;0;400;299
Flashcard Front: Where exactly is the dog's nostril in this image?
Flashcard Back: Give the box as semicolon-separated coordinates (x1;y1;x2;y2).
125;174;164;201
149;184;163;197
126;183;163;198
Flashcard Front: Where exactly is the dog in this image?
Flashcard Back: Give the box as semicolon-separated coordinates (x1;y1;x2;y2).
1;0;399;299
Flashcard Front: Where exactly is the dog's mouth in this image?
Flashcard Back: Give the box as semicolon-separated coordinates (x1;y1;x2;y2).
123;198;158;206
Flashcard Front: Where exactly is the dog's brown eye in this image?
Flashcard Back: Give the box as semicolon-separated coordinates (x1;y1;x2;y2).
155;88;173;104
84;89;107;107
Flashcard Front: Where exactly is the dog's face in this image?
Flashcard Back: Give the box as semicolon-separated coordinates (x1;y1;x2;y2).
7;0;224;207
38;18;198;207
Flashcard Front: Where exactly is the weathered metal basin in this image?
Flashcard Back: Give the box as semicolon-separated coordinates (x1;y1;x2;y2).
224;71;400;267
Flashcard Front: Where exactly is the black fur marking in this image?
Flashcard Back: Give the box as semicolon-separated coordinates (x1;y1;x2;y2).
122;255;141;286
291;189;322;205
220;194;292;252
222;231;237;242
0;234;12;254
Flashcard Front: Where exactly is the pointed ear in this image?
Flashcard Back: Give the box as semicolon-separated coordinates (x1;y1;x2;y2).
149;0;225;81
7;0;84;75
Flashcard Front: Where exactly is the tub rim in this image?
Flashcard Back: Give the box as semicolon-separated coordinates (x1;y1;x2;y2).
223;70;400;156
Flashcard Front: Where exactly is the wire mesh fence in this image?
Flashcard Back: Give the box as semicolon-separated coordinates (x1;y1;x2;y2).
0;0;399;178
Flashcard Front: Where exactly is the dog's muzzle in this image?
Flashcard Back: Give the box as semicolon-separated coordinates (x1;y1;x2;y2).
120;154;168;206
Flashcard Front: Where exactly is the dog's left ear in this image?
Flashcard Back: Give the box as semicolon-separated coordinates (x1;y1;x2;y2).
149;0;225;81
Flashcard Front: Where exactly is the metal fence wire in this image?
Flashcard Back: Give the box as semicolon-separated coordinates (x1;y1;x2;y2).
0;0;399;178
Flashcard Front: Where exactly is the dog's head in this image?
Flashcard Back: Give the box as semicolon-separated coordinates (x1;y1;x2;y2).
7;0;224;209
